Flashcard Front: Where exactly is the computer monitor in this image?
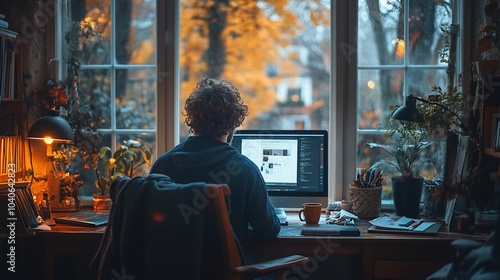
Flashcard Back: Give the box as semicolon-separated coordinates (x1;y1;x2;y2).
230;130;329;210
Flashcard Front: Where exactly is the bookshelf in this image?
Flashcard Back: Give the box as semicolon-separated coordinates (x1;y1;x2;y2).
473;61;500;209
0;23;26;182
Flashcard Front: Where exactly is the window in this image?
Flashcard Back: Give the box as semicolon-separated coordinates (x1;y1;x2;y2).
60;0;463;201
356;0;460;201
179;0;331;139
61;0;157;196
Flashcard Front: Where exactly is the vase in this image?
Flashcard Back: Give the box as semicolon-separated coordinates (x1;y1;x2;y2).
422;182;445;219
93;193;112;211
391;176;424;218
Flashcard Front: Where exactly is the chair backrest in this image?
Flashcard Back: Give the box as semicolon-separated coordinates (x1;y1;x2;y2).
95;176;308;280
201;184;242;279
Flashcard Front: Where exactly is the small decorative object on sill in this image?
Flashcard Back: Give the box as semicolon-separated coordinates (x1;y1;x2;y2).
455;214;470;233
422;179;445;219
93;193;112;211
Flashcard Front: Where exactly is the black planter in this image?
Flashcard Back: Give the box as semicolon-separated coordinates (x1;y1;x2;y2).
392;176;424;218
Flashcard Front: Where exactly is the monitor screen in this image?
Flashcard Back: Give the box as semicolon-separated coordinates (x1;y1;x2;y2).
230;130;328;209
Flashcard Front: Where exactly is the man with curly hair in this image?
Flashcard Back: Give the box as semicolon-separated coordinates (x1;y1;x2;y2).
151;78;280;257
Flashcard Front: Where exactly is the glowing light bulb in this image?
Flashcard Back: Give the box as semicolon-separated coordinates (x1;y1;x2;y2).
43;137;54;144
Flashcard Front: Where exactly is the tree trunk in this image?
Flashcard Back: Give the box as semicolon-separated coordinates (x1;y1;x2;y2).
206;0;228;78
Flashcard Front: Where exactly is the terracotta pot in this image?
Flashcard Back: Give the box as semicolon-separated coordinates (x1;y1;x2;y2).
92;193;112;210
391;176;424;218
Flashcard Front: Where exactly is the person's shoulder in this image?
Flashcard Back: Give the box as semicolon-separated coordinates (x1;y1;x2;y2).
150;144;183;172
229;152;256;166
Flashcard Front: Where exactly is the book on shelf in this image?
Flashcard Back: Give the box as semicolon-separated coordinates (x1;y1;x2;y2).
0;136;25;177
0;14;7;28
0;19;8;29
0;34;17;99
0;27;17;38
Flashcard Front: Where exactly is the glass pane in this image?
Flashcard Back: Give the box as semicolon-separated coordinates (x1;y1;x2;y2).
358;0;402;66
357;133;393;199
116;68;157;129
408;1;451;65
407;69;448;97
115;0;156;64
79;69;112;129
179;0;331;140
67;1;111;65
358;69;405;130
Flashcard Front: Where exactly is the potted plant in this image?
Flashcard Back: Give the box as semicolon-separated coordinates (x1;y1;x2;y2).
369;133;431;218
92;140;153;210
370;87;465;218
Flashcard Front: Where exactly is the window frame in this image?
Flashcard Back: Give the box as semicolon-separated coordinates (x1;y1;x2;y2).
71;0;470;202
355;0;467;206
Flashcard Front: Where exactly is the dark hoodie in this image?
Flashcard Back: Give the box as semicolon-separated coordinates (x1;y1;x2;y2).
150;136;280;255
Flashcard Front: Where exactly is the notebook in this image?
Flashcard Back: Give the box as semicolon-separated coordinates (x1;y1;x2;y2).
54;211;110;227
367;222;442;236
367;216;442;236
301;224;360;236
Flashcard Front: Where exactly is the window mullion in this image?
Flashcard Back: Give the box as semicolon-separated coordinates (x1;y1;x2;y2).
110;0;117;152
403;0;410;98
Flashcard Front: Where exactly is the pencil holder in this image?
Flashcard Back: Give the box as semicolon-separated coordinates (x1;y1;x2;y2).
349;186;382;219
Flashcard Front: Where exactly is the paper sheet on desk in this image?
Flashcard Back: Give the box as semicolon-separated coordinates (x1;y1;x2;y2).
369;216;436;232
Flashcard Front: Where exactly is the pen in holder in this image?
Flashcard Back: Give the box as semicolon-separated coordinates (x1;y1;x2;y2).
349;168;384;219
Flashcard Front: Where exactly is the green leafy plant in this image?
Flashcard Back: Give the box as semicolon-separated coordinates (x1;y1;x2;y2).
369;134;431;179
94;140;153;195
370;86;464;179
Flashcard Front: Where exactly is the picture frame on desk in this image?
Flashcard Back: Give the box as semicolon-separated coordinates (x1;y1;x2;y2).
494;118;500;151
483;108;500;148
444;134;469;229
489;113;500;150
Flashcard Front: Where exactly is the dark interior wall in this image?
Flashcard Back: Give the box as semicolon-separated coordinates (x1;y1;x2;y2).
473;0;500;61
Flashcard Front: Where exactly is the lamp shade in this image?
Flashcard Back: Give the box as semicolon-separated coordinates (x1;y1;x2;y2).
28;110;73;143
391;95;424;123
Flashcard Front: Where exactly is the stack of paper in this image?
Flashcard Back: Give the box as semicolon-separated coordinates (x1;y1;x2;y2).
368;216;442;235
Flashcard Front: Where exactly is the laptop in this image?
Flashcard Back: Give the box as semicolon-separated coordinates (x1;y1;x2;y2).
54;211;110;227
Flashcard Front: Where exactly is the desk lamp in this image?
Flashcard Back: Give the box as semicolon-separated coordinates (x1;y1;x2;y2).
27;106;73;144
27;106;73;225
392;95;466;131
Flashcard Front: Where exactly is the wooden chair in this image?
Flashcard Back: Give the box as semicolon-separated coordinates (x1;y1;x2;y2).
94;176;308;280
202;184;309;280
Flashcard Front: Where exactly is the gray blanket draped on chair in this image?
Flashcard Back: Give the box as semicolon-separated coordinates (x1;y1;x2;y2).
91;174;208;280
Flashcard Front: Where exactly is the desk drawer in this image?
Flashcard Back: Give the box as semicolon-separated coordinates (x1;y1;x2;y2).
373;260;448;280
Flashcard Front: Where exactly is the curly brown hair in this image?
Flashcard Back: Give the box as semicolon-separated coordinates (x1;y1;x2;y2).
184;78;249;138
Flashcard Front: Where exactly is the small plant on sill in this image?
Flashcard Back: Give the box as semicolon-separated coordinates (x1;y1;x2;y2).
369;86;465;180
94;139;153;196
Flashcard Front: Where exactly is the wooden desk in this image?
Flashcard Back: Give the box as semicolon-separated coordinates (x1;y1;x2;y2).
2;210;490;280
249;213;490;280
